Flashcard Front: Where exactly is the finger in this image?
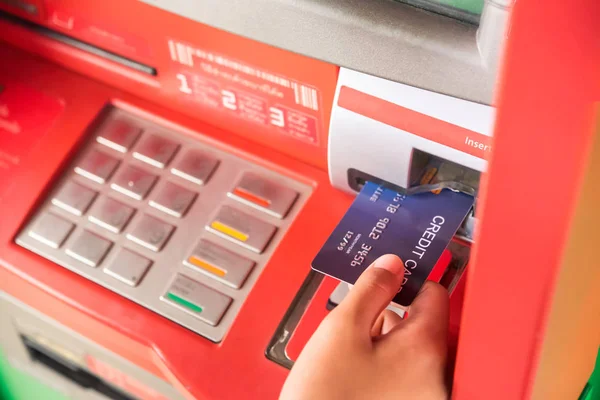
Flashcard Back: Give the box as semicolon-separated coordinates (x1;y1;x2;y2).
371;308;405;337
404;281;449;343
370;312;385;337
336;254;405;332
379;309;404;336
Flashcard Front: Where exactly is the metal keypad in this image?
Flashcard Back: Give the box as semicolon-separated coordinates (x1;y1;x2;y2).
15;107;311;342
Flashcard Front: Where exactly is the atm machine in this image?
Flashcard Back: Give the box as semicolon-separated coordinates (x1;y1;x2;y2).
0;0;598;399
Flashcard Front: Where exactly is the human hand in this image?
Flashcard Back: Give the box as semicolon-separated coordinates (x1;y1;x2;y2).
280;254;450;400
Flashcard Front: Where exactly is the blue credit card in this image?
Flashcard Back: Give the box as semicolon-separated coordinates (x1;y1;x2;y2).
311;182;474;306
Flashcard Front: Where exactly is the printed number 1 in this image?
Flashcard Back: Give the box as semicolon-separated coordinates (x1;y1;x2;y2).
269;107;285;128
176;73;192;94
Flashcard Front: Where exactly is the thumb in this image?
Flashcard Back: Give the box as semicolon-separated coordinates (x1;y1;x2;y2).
336;254;405;332
404;281;449;345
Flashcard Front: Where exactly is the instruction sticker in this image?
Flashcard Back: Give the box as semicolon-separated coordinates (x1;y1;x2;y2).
167;39;320;145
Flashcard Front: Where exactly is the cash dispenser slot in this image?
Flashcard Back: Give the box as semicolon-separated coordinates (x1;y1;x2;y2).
0;10;157;76
20;334;137;400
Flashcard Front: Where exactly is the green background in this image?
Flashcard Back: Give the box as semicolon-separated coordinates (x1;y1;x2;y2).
398;0;485;15
431;0;485;15
0;350;66;400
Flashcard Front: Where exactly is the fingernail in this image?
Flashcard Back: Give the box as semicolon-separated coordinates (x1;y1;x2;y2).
372;254;404;277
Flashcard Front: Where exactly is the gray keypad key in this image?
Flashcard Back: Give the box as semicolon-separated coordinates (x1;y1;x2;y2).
74;150;120;184
28;213;74;249
65;230;112;267
149;182;197;218
96;119;142;153
88;197;135;233
184;239;255;289
51;181;97;216
206;205;277;254
229;172;298;219
126;214;175;252
133;134;179;168
110;165;158;200
104;249;152;287
162;274;232;326
170;150;219;185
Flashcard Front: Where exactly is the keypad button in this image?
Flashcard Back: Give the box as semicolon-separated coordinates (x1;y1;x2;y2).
51;181;97;216
162;274;232;326
96;119;142;153
74;150;120;184
229;172;298;218
65;230;112;267
170;150;219;185
133;134;179;168
88;197;135;233
184;239;255;289
110;165;158;200
149;182;197;218
28;213;74;249
206;205;277;254
104;249;152;287
126;214;175;252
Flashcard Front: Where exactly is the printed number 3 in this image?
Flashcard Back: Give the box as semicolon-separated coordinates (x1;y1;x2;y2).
269;107;285;128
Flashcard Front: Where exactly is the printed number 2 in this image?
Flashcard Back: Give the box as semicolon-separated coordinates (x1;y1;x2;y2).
221;90;237;111
176;73;192;94
269;107;285;128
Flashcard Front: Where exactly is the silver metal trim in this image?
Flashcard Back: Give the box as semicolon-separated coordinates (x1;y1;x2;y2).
266;271;324;369
140;0;511;104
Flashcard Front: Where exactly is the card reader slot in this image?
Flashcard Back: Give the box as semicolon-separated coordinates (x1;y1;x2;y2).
409;149;481;196
0;0;38;15
410;149;480;242
348;158;478;243
347;168;407;194
0;10;157;76
20;334;137;400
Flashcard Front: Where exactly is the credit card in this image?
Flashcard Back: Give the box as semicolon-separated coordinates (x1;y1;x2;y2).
311;181;474;306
